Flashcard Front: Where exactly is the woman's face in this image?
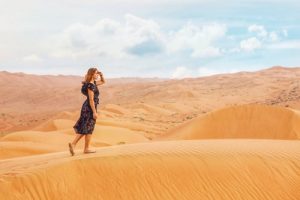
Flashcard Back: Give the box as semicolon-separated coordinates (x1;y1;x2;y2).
93;70;99;80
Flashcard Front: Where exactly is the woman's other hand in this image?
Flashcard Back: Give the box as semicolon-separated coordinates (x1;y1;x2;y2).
93;112;98;120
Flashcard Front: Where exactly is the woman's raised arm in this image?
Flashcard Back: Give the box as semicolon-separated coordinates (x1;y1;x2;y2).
95;72;105;86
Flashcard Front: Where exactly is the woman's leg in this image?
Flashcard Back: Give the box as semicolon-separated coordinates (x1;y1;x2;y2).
69;133;84;156
84;133;93;152
71;133;84;148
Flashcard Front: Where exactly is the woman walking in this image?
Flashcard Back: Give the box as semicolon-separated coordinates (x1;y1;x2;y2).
68;67;105;156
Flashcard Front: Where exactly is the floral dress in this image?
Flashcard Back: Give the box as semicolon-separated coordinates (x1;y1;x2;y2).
73;81;100;134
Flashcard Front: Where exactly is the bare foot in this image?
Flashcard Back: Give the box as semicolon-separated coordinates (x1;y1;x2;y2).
84;149;96;154
68;143;75;156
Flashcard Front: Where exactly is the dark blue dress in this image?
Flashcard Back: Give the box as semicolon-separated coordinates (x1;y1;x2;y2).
73;81;100;134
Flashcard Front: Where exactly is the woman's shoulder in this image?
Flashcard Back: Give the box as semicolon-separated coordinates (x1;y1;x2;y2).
87;82;96;91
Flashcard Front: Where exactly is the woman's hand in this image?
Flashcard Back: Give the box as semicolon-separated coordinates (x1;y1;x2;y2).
93;112;98;120
95;71;105;85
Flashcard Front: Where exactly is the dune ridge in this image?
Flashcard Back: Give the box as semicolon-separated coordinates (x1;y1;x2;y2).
160;104;300;140
0;139;299;200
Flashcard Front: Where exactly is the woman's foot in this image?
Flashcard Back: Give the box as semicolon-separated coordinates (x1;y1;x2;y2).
84;149;96;154
68;143;75;156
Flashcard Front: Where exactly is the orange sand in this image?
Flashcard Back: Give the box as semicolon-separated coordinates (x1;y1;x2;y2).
0;140;299;199
1;67;300;199
160;104;300;140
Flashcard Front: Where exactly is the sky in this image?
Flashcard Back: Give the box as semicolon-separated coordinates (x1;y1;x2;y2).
0;0;300;78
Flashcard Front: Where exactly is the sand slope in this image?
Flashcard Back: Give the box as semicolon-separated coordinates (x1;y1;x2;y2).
160;104;300;140
0;140;299;200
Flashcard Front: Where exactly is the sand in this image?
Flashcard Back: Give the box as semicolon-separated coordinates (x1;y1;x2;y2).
1;66;300;199
0;140;299;199
2;66;300;136
160;104;300;140
0;119;149;159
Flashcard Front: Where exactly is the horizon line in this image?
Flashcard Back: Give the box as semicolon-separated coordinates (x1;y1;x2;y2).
1;65;299;79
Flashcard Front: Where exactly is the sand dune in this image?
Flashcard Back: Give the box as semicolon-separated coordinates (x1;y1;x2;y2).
132;103;176;115
52;111;78;120
91;124;149;144
160;104;300;140
1;67;300;199
0;115;150;159
96;118;161;133
0;140;299;200
102;104;130;115
37;117;150;142
0;130;110;159
32;118;82;132
3;66;300;136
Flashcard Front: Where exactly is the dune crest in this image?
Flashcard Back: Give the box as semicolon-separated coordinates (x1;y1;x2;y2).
160;104;300;140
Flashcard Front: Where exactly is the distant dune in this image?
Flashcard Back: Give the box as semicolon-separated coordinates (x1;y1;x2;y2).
1;66;300;137
159;104;300;140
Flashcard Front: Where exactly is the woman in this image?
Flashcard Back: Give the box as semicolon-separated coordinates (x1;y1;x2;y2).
68;67;105;156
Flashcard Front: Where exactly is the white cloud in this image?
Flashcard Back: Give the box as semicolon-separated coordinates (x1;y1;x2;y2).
240;37;262;51
198;67;219;76
171;66;228;79
23;54;43;63
48;15;227;60
267;40;300;49
171;66;192;79
167;22;227;58
238;25;289;52
248;24;283;43
269;31;279;42
227;48;241;53
248;24;268;37
49;14;165;59
193;46;222;58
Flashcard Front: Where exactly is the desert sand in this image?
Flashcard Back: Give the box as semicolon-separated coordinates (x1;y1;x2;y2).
2;66;300;136
159;104;300;140
0;140;299;199
0;66;300;199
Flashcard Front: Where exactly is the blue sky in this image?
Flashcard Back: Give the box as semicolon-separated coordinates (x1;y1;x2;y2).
0;0;299;78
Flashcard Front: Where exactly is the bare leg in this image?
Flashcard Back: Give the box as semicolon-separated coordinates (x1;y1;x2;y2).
84;134;96;153
84;134;92;151
71;133;84;148
68;133;84;156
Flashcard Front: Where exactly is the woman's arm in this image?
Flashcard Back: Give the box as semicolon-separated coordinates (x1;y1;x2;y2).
95;72;105;86
88;88;97;114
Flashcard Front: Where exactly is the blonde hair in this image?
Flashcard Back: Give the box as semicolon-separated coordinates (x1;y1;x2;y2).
82;67;98;84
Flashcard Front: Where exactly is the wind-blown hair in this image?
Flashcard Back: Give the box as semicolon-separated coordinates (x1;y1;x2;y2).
82;67;98;84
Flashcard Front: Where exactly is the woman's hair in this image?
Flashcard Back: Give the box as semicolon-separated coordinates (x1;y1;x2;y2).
82;67;98;84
